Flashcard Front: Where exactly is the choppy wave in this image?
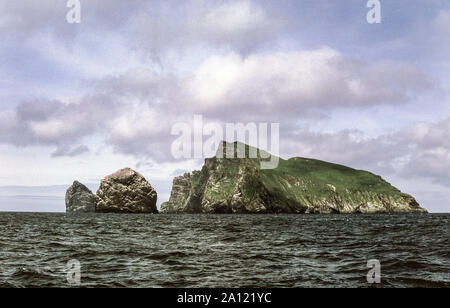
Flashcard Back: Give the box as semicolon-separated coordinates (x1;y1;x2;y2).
0;212;448;288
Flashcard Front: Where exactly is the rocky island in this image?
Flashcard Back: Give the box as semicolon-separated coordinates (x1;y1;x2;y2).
66;167;158;213
65;181;96;213
66;143;427;214
160;142;427;214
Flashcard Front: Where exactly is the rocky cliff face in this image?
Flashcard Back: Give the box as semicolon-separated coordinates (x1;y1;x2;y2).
65;181;96;213
160;142;427;214
96;168;158;213
160;173;192;213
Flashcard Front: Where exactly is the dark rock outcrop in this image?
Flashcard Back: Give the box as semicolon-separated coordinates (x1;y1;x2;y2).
161;142;428;214
65;181;96;213
160;173;192;213
95;167;158;213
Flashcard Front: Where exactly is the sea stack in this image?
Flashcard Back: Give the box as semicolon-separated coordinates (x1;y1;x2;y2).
160;141;427;214
96;167;158;213
65;181;96;213
160;173;192;213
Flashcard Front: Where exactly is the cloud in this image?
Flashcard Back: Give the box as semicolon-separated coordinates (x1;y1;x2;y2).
183;48;433;119
0;0;289;57
0;0;144;39
0;44;435;162
105;102;177;161
0;68;181;160
281;117;450;186
188;0;287;53
0;95;118;153
52;144;89;157
0;1;66;36
123;0;290;57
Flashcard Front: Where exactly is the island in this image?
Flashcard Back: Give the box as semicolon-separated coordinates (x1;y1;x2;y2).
66;142;427;214
160;142;427;214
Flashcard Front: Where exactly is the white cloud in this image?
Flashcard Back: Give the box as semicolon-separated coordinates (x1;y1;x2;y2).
1;43;434;162
184;48;432;117
30;119;75;140
189;0;285;51
0;44;435;160
204;1;264;31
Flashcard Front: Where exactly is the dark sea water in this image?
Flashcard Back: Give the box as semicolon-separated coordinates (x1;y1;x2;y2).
0;212;448;288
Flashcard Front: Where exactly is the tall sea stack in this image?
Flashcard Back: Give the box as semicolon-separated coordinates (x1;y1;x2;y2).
65;181;96;213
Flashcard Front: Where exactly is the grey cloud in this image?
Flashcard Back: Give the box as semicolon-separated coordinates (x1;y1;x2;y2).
281;117;450;185
1;0;289;55
0;94;119;154
0;0;144;39
125;0;290;55
0;45;437;161
92;69;180;103
52;144;89;157
0;68;180;160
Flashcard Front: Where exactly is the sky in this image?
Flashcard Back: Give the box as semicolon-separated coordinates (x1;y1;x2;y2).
0;0;449;212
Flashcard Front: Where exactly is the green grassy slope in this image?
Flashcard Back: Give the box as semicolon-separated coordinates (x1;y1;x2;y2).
161;142;426;214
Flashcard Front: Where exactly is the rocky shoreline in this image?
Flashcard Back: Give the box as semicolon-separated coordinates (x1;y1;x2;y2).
66;142;427;214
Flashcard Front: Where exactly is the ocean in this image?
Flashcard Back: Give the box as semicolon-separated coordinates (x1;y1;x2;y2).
0;212;448;288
